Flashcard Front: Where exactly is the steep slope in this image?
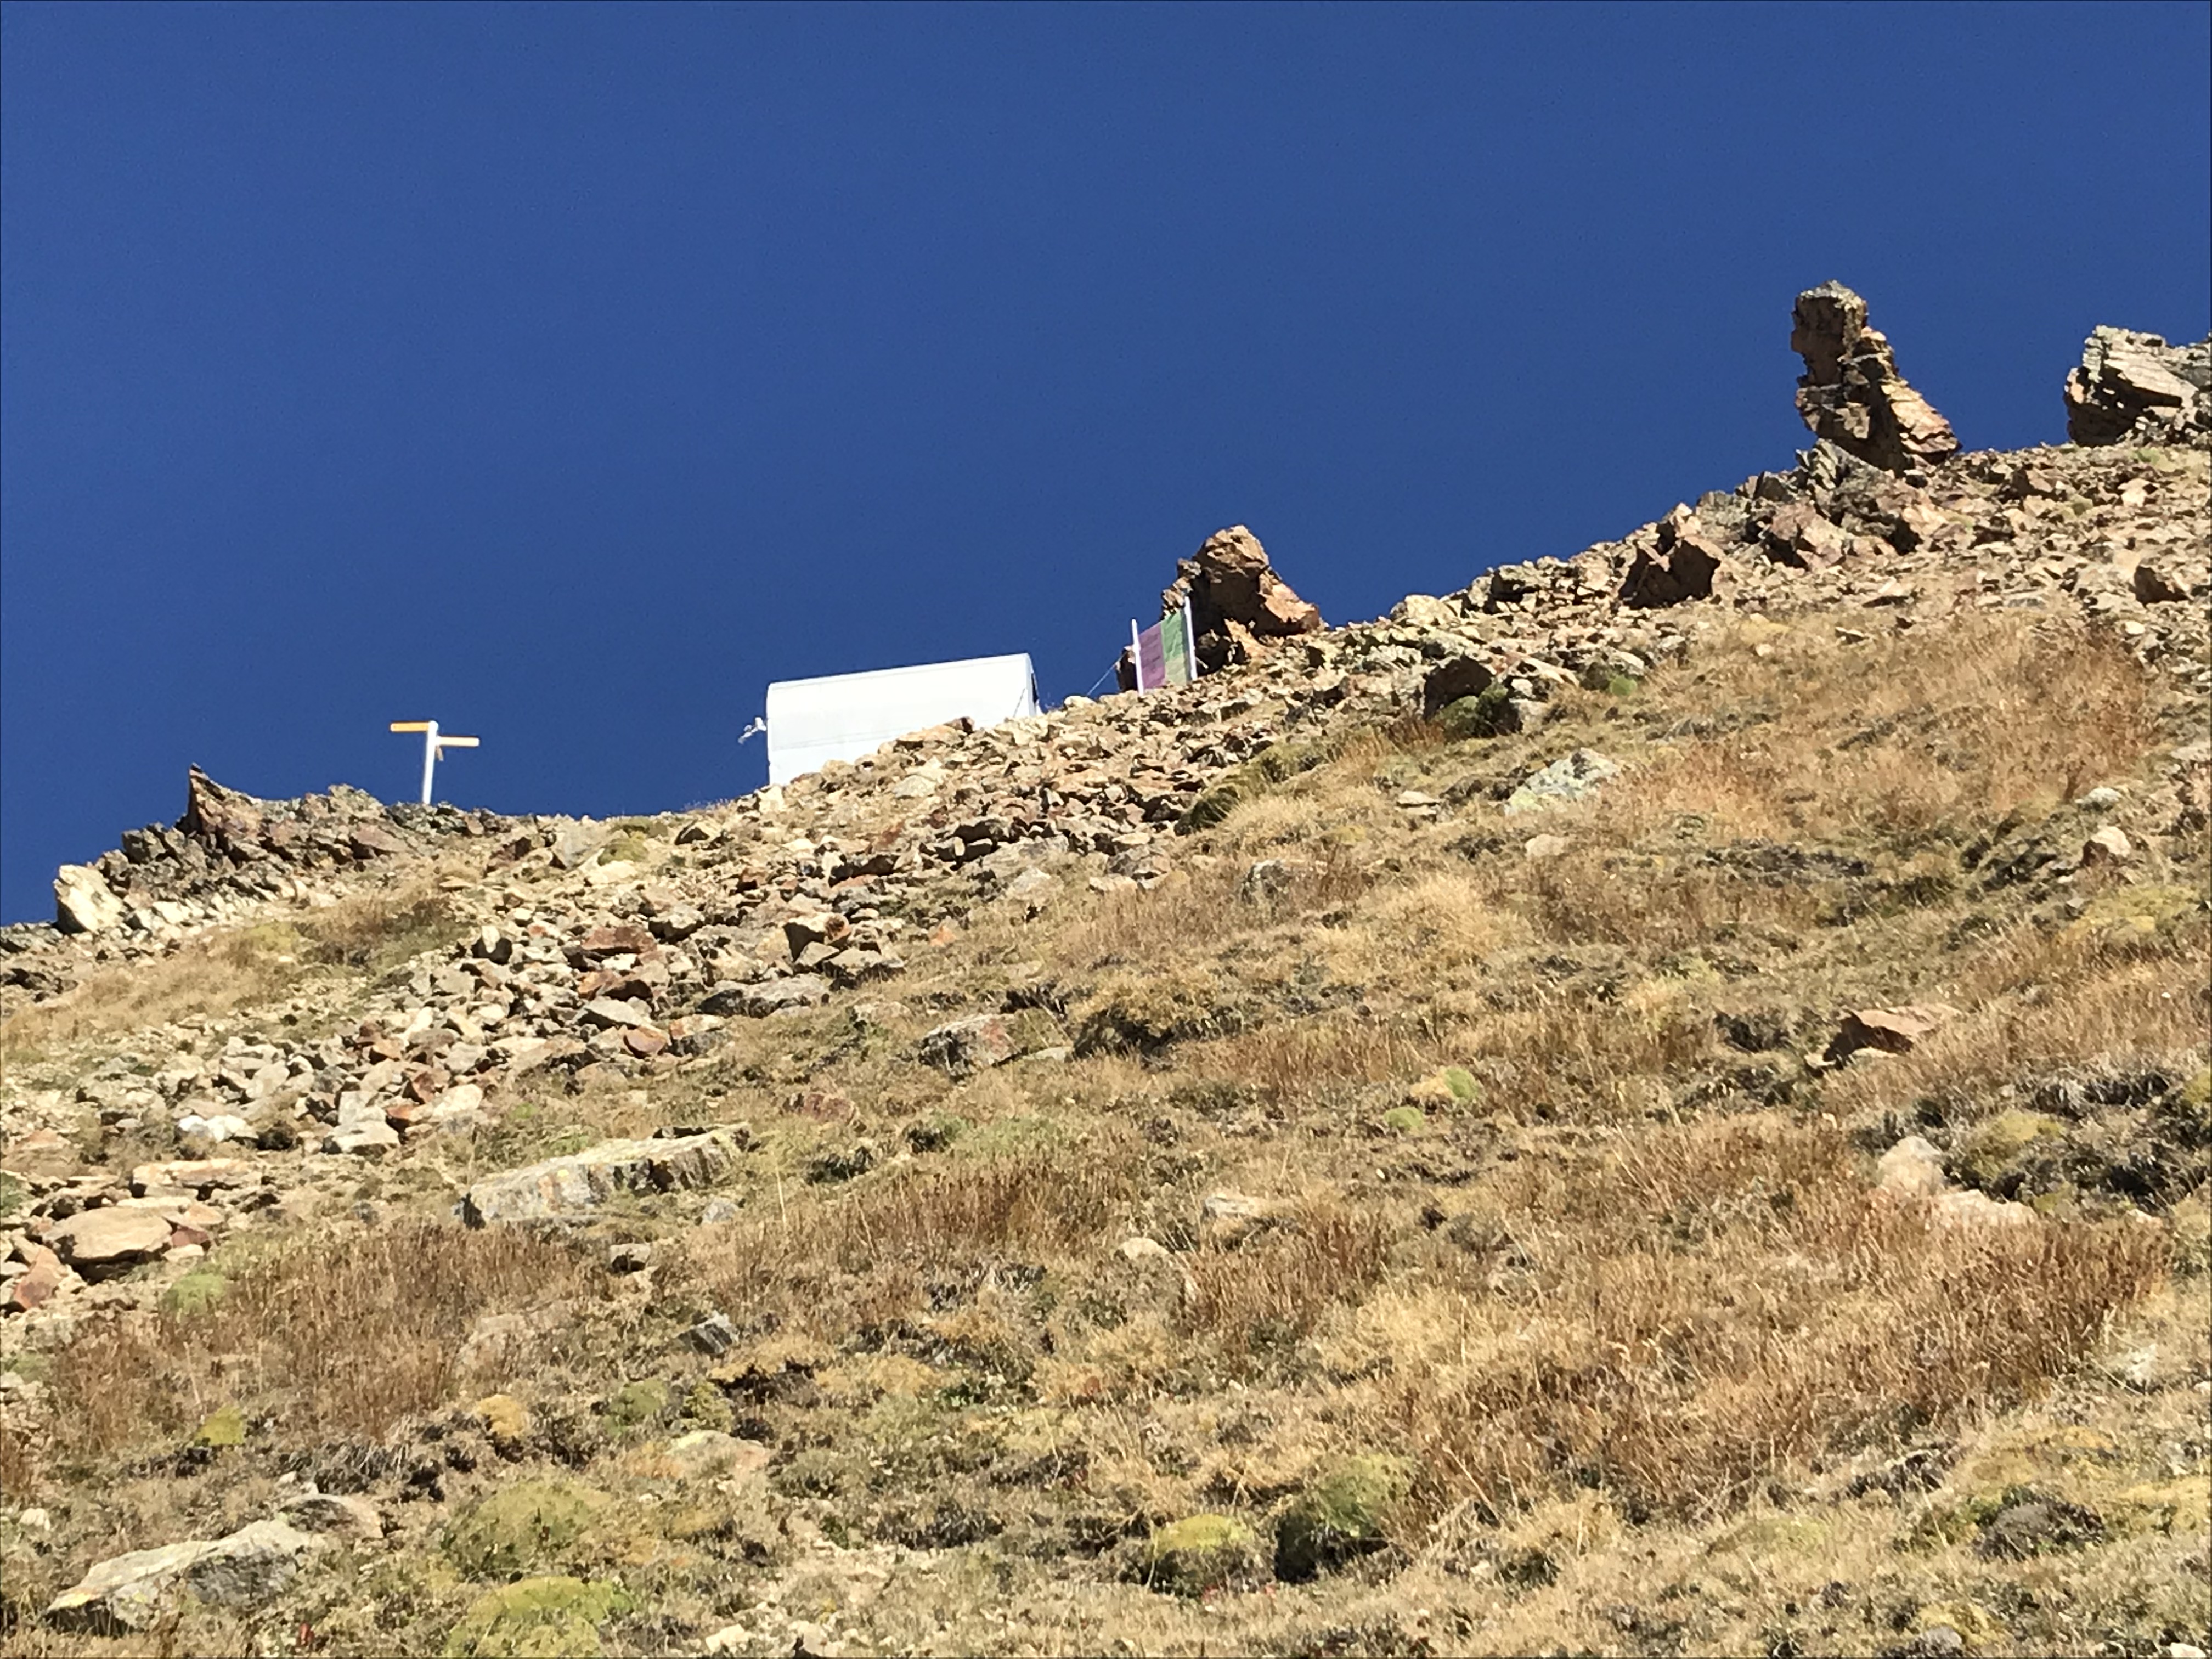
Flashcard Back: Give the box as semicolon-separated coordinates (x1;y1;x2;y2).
2;313;2208;1659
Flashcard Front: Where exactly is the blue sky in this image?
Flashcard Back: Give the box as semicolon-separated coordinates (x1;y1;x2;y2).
3;2;2207;923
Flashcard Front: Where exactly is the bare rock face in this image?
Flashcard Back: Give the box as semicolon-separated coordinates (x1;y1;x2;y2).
1162;526;1323;673
1791;281;1959;474
2064;326;2211;447
45;1519;323;1633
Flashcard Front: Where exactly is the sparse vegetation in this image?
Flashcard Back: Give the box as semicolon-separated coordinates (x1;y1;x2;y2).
3;460;2208;1655
1;879;464;1057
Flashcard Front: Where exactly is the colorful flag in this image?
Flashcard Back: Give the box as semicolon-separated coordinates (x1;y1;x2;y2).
1130;599;1200;692
1162;603;1192;685
1136;620;1167;691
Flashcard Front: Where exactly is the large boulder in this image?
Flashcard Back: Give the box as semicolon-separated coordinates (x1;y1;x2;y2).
46;1520;321;1633
461;1130;744;1226
1503;749;1622;815
47;1206;174;1277
46;1541;220;1633
53;864;127;934
2064;326;2211;446
1826;1002;1960;1063
918;1013;1018;1079
1791;281;1959;473
1161;526;1323;673
1621;505;1726;607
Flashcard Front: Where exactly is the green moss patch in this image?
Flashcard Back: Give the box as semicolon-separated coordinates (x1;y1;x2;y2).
1274;1455;1412;1580
442;1576;635;1658
1142;1513;1262;1596
444;1481;611;1580
601;1379;670;1435
1956;1110;2067;1187
1437;685;1517;739
1177;740;1335;833
162;1268;229;1319
191;1403;246;1448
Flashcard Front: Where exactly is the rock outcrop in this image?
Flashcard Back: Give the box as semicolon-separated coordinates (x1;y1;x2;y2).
36;766;500;941
2064;326;2212;447
1161;526;1323;673
1791;281;1959;474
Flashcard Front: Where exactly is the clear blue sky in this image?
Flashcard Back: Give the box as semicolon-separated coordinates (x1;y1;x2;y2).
4;2;2207;923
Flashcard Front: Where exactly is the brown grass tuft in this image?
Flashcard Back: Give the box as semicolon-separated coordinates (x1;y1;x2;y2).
671;1152;1129;1342
1186;1200;1394;1364
47;1219;604;1462
1187;1019;1441;1097
1625;614;2164;845
1375;1119;2168;1523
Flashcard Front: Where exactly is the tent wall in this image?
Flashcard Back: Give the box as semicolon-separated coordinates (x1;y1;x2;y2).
765;653;1039;786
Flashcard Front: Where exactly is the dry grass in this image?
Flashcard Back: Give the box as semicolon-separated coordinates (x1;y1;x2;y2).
1623;614;2164;845
0;1418;32;1502
1185;1200;1393;1363
1042;867;1249;974
1324;872;1528;978
670;1150;1131;1342
1827;924;2210;1126
1498;847;1827;953
7;595;2204;1655
1039;855;1369;980
1184;1018;1442;1097
1454;983;1717;1120
1370;1118;2169;1524
46;1219;605;1463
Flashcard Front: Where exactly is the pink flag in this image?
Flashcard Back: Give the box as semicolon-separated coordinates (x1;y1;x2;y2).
1136;620;1167;691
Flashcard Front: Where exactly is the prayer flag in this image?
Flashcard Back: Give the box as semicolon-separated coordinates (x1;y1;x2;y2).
1162;604;1192;685
1136;620;1167;691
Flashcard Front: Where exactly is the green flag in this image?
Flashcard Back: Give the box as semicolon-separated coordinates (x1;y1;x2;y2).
1162;605;1193;684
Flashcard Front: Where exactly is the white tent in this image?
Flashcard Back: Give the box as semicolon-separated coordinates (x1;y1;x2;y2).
764;653;1040;786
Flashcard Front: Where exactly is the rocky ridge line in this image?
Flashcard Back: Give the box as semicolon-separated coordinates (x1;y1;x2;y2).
3;286;2207;1336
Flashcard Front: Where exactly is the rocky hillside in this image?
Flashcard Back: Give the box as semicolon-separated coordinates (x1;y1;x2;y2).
2;290;2208;1659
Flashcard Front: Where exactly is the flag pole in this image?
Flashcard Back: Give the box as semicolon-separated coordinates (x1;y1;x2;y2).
420;721;439;805
1129;619;1144;691
390;721;481;805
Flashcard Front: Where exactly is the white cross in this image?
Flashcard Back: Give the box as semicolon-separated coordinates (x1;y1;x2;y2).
389;720;480;805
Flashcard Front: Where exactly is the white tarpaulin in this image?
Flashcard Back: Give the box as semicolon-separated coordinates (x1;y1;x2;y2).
764;653;1040;786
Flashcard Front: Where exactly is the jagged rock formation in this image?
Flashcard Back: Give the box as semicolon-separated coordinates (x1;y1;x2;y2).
43;766;503;944
1791;280;1960;474
1161;525;1323;673
2065;325;2212;447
